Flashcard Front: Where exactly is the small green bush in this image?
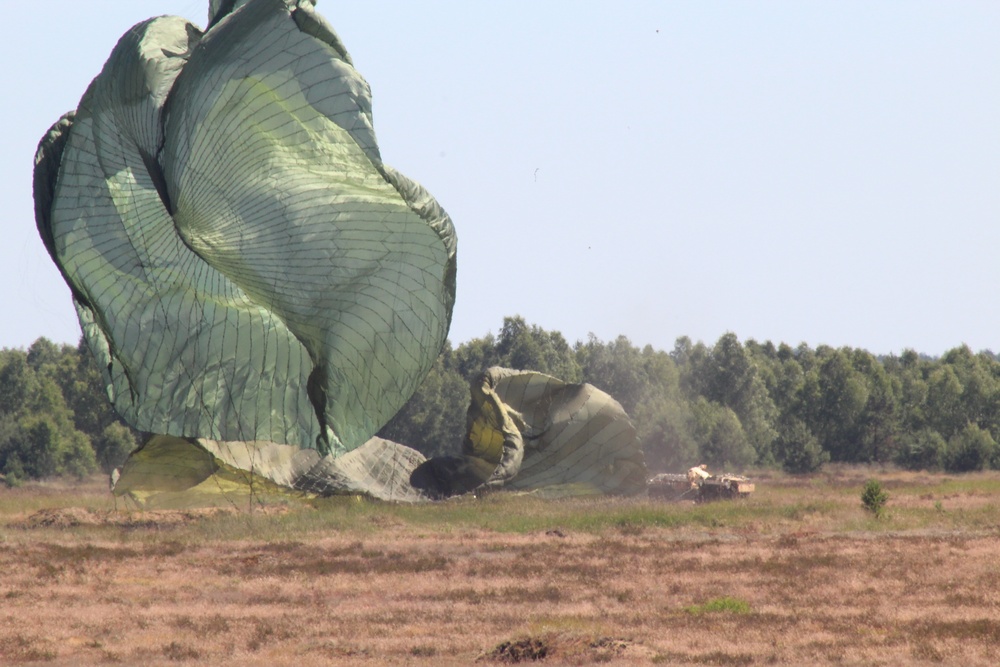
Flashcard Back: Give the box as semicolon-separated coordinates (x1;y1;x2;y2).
861;479;889;517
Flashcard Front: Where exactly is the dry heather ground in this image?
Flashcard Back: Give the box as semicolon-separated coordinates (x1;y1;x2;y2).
2;467;1000;665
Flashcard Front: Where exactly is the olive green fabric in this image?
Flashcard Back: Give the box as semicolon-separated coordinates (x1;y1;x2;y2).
112;367;646;505
491;369;647;494
33;0;456;456
37;0;646;505
114;434;427;507
411;368;647;498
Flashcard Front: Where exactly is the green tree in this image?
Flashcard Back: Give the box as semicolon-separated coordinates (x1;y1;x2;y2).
772;417;828;474
62;337;121;440
93;422;137;474
699;333;777;464
0;343;97;482
25;337;61;372
3;414;95;480
688;398;755;469
887;349;930;436
576;334;647;414
803;349;869;462
924;365;965;440
453;333;499;381
672;336;711;399
633;397;698;472
945;423;996;472
940;346;1000;440
576;335;681;414
0;349;31;417
577;335;695;472
894;428;946;471
494;316;581;381
851;349;900;463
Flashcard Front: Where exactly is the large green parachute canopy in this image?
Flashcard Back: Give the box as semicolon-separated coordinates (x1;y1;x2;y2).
34;0;646;504
34;0;457;458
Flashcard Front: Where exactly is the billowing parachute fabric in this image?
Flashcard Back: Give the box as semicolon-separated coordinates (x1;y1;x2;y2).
111;368;646;506
33;0;456;458
34;0;647;505
113;435;428;506
412;368;648;498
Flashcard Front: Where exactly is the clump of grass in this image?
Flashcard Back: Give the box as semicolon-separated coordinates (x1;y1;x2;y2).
0;633;56;662
162;640;200;661
247;624;275;652
684;596;752;615
409;644;437;657
485;632;633;663
657;650;754;666
43;542;140;562
483;636;550;663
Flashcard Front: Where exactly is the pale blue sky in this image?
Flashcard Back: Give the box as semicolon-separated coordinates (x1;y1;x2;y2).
3;1;998;355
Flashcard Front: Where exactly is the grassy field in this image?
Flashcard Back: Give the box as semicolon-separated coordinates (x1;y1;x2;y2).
2;466;1000;665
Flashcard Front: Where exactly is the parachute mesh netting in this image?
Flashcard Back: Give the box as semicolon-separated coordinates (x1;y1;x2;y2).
34;0;647;506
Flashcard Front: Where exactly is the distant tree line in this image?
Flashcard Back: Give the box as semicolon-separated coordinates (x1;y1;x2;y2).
3;316;999;484
0;338;134;485
380;316;1000;475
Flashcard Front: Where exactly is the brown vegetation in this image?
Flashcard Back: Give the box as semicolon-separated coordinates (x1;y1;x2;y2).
2;467;1000;665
